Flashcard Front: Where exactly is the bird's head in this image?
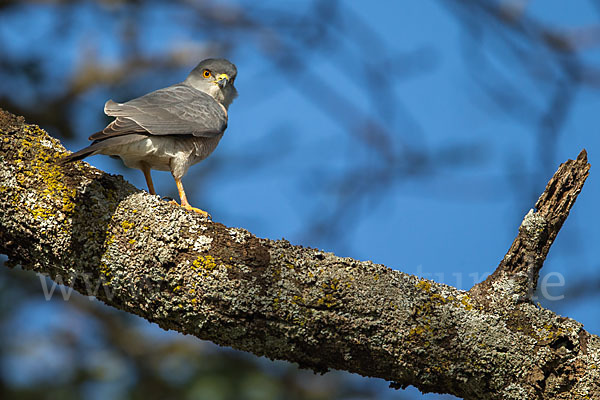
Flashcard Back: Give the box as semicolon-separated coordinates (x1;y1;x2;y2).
186;58;238;109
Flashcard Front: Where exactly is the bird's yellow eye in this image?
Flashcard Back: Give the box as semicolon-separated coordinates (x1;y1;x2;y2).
202;70;211;78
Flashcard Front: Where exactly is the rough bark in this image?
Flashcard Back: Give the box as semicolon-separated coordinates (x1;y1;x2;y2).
0;108;598;400
471;151;590;302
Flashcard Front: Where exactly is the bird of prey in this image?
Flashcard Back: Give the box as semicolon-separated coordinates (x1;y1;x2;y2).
59;58;238;217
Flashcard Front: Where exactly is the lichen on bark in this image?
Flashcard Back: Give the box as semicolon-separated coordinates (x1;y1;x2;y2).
1;108;599;400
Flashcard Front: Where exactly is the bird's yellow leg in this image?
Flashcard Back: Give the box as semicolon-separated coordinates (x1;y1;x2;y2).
173;177;210;218
141;164;156;195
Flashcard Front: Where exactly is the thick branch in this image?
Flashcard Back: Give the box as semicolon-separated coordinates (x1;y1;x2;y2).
1;109;599;400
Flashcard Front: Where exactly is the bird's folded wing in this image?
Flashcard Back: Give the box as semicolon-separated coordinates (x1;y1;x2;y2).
90;84;227;141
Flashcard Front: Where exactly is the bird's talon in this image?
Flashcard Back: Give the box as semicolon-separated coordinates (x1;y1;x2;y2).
168;200;211;218
184;205;211;219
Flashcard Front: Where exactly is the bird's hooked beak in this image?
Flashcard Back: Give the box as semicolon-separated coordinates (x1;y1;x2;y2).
215;73;230;88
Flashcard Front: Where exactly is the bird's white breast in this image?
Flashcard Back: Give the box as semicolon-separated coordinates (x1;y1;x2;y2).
99;134;223;179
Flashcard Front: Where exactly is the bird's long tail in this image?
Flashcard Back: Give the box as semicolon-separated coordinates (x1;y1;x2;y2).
56;134;149;165
56;145;97;165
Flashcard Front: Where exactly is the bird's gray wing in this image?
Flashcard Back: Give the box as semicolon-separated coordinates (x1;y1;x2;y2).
90;84;227;141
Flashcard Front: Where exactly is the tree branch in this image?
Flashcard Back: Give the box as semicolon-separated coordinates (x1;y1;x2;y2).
471;150;590;302
1;109;598;399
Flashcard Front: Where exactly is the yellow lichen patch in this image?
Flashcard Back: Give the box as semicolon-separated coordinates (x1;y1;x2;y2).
15;125;77;221
539;323;566;342
407;284;453;344
271;265;281;281
121;220;134;232
416;279;432;292
409;325;427;335
312;277;345;309
460;295;473;311
431;293;448;304
291;295;305;305
105;234;115;247
193;255;218;275
98;262;113;284
316;293;337;308
272;291;282;311
326;278;340;291
408;324;432;337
